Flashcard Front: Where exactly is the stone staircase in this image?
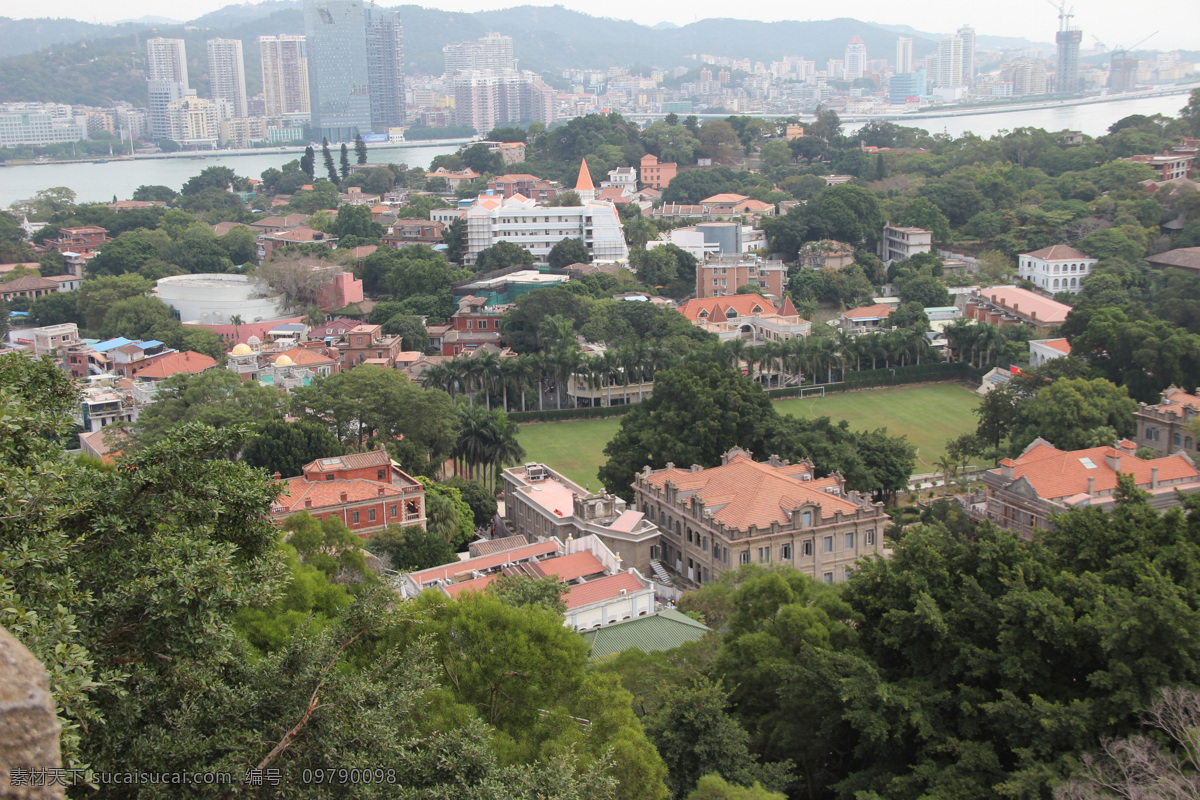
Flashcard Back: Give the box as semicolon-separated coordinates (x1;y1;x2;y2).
649;559;671;584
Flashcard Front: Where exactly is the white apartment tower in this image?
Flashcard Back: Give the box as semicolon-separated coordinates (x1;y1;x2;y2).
896;37;913;74
957;25;976;86
463;195;629;266
146;38;189;141
844;37;867;80
936;35;964;87
259;35;310;117
146;37;189;85
206;39;248;119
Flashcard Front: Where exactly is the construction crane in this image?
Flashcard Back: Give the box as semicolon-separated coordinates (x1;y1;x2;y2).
1043;0;1075;32
1098;32;1157;92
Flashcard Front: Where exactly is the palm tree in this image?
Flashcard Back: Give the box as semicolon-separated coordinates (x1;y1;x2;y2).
230;314;244;343
453;402;496;482
935;454;958;497
473;350;501;410
486;410;526;494
724;338;749;374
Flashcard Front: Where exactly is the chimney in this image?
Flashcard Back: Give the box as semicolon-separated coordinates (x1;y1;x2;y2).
1087;476;1095;495
273;471;281;479
377;487;385;496
1012;303;1019;312
1105;452;1122;472
1031;310;1037;320
304;498;313;508
1000;459;1016;480
340;491;348;503
1152;467;1159;489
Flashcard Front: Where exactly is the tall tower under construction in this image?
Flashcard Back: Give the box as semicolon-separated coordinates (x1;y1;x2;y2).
1053;3;1082;94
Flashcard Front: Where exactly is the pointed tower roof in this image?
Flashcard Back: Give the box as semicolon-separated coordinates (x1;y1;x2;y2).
575;159;595;192
779;296;799;317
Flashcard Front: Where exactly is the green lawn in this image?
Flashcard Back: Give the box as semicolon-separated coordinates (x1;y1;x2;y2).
517;383;981;488
774;384;981;474
517;417;624;490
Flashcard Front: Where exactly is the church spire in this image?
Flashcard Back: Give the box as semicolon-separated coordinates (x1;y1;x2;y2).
574;158;595;200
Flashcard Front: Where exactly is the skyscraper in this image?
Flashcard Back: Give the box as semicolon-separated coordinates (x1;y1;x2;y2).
146;38;189;141
844;37;867;80
365;8;405;131
957;25;976;86
1056;28;1083;93
443;32;517;76
936;35;964;88
206;39;248;119
146;37;189;86
303;0;372;142
896;37;913;74
260;35;310;117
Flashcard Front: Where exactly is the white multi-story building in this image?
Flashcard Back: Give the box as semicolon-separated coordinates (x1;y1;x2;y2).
896;36;913;73
462;195;629;266
259;35;311;117
166;97;219;149
844;37;867;79
878;223;933;264
206;39;248;120
0;103;87;146
1018;244;1097;295
146;38;189;140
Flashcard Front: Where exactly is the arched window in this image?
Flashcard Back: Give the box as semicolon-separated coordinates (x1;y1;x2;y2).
1186;437;1194;450
801;510;812;527
1070;277;1077;287
1175;433;1183;447
1053;279;1060;289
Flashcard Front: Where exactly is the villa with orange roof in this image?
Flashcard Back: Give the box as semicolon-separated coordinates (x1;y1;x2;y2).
271;448;426;536
486;173;561;202
695;254;787;299
425;166;480;192
1135;386;1200;456
981;437;1200;539
633;448;889;585
839;303;895;332
700;193;750;216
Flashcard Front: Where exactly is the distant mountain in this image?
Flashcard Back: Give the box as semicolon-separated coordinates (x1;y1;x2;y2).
115;16;184;25
0;16;144;57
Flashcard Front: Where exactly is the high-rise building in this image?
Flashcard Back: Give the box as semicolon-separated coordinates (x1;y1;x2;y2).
936;34;964;87
146;38;189;86
365;8;405;131
146;38;189;140
166;97;219;149
1056;28;1083;93
957;25;976;86
303;0;372;142
844;37;867;80
451;70;555;134
207;39;248;119
896;37;913;74
889;69;927;104
443;32;517;76
260;35;311;117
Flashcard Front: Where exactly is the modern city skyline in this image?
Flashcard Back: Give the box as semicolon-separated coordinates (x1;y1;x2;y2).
366;7;406;131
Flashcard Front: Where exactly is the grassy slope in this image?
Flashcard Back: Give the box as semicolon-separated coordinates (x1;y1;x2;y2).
516;383;982;488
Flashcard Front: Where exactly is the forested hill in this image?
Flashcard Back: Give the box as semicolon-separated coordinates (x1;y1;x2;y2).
0;3;938;104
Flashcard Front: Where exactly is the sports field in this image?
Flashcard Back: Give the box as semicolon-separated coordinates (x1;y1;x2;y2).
516;383;981;488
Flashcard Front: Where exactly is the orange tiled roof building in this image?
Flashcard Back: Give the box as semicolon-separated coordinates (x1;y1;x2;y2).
633;448;889;585
271;447;426;536
981;437;1200;539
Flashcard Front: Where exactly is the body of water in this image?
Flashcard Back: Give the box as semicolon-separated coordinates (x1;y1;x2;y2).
1;92;1194;208
0;140;465;207
842;92;1192;138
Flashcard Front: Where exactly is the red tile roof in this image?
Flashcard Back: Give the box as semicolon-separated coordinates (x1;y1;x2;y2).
134;350;217;380
444;573;498;597
1150;387;1200;418
841;303;894;320
538;551;606;582
701;193;750;204
1025;244;1093;261
1040;338;1072;354
976;286;1071;325
274;476;406;514
409;540;560;586
644;452;861;530
1;275;59;292
1001;441;1200;500
564;572;647;609
303;449;391;473
678;295;778;322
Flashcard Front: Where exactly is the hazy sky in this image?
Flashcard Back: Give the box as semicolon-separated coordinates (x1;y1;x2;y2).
8;0;1200;51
